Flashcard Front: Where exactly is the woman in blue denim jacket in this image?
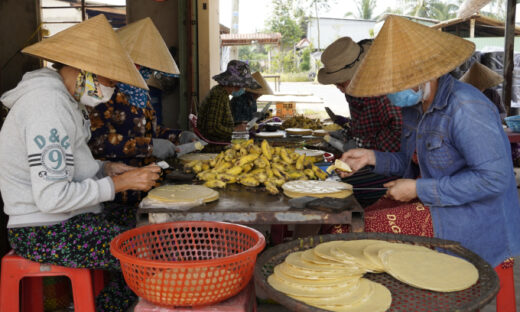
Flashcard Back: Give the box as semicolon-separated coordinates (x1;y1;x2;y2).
342;16;520;310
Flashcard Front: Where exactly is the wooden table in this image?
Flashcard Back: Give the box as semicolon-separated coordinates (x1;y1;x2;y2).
137;184;364;232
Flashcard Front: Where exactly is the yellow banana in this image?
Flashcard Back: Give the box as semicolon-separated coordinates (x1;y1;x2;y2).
261;140;272;160
226;166;243;176
232;143;241;151
240;176;260;187
204;180;227;188
217;173;237;184
304;168;316;179
295;154;305;170
265;166;274;179
312;165;328;180
238;154;259;166
242;163;253;173
214;161;232;173
255;172;268;183
264;181;279;195
254;158;267;168
280;148;293;164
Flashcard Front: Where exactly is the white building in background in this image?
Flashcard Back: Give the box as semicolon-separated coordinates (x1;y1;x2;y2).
306;17;377;51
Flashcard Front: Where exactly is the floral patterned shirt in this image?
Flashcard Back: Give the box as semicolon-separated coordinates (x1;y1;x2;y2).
87;89;182;204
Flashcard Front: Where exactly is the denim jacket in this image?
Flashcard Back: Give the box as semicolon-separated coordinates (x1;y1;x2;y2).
374;74;520;267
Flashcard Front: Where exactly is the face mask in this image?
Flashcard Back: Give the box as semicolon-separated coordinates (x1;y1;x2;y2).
387;83;430;108
232;88;245;97
79;84;115;107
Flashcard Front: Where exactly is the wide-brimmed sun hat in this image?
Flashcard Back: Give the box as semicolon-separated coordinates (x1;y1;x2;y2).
21;14;147;89
212;60;261;89
246;72;273;95
317;37;371;85
117;17;180;75
460;62;503;91
346;15;475;97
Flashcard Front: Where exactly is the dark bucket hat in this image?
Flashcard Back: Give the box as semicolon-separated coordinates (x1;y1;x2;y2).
212;60;261;89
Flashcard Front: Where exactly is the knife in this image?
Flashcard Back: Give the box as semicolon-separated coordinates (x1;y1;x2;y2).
325;107;336;121
246;102;273;130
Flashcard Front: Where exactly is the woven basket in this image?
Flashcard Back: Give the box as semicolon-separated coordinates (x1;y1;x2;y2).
254;233;499;312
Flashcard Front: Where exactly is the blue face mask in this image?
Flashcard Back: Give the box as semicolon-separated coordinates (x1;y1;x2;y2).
387;88;423;107
232;88;245;97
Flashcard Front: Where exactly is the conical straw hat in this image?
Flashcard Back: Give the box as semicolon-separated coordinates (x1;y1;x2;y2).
460;62;503;91
117;17;180;75
246;72;273;95
22;15;147;90
347;15;475;97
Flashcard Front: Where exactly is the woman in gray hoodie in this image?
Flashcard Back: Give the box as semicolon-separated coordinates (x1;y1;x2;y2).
0;15;160;311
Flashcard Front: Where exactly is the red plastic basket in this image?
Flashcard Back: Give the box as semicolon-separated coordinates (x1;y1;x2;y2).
110;221;265;307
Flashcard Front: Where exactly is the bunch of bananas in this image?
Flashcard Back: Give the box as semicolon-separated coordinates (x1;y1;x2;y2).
281;115;323;130
184;139;328;195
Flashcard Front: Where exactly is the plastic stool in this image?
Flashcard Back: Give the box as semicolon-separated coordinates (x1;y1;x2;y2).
0;250;103;312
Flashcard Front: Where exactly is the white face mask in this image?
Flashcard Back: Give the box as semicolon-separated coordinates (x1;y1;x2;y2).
79;84;115;107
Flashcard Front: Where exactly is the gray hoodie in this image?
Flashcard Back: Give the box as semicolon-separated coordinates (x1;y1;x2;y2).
0;68;114;228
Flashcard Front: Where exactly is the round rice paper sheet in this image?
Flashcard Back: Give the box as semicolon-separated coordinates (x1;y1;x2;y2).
147;184;219;204
313;280;392;312
282;181;353;198
380;250;479;292
267;273;358;298
276;261;360;280
274;264;361;286
328;240;390;272
364;242;433;272
291;277;370;306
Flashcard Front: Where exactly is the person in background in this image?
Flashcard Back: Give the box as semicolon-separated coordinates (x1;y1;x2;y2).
88;17;198;206
460;61;506;120
197;60;261;151
318;37;402;152
342;16;519;311
230;71;274;125
317;37;402;220
0;15;161;312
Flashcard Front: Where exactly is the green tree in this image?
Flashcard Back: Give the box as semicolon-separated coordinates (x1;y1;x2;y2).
429;2;459;20
266;1;304;50
356;0;377;20
300;47;311;71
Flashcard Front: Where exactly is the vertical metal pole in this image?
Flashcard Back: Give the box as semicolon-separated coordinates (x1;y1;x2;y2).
81;0;85;20
503;0;516;116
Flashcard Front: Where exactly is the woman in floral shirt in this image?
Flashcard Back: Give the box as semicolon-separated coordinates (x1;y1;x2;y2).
88;18;194;205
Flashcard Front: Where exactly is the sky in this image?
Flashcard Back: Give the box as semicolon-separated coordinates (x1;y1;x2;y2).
219;0;516;34
220;0;399;34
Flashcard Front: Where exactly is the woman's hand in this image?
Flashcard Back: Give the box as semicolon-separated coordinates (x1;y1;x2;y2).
338;148;376;178
104;162;135;176
384;179;418;202
111;164;161;192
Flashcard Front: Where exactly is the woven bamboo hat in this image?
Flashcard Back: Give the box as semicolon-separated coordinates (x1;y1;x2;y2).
317;37;371;85
22;15;147;89
346;15;475;97
460;62;503;91
246;72;273;95
117;17;180;75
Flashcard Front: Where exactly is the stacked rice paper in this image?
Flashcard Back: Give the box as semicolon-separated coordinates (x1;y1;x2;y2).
268;239;479;312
